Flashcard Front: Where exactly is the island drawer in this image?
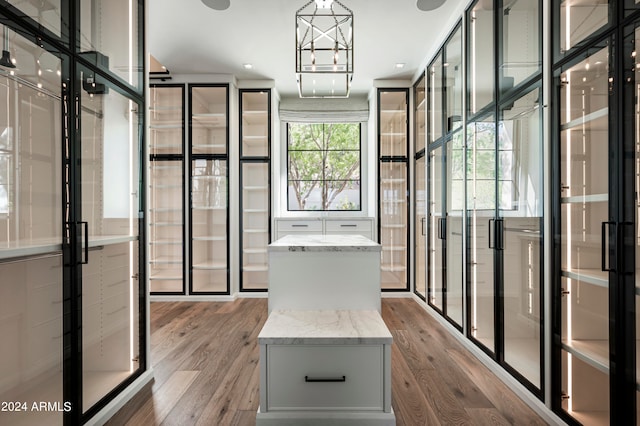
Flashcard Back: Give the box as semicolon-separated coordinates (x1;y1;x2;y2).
266;344;384;411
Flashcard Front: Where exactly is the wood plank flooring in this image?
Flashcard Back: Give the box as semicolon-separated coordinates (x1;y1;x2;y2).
107;298;547;426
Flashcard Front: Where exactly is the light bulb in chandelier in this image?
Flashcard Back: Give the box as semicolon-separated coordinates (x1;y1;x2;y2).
311;40;316;71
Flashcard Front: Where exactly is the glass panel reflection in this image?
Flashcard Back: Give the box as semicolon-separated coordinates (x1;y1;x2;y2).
80;77;141;411
6;0;63;37
445;25;462;133
191;158;228;293
501;0;541;89
415;74;426;152
428;53;443;144
0;31;63;423
500;87;542;388
415;155;426;299
467;118;496;352
79;0;142;89
559;46;610;423
560;0;609;54
379;91;408;156
468;0;495;115
429;146;443;310
380;161;407;289
446;132;464;327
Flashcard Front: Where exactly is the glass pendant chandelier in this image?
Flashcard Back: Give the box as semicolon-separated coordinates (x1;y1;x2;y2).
295;0;353;98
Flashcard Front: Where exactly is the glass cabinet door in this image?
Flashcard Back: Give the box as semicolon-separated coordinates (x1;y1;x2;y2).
149;86;184;156
468;0;494;116
378;89;409;291
241;162;269;290
500;87;543;390
558;46;610;424
190;158;228;293
240;90;269;158
189;85;229;294
240;89;270;292
379;90;408;157
414;75;427;300
467;117;497;354
190;85;228;155
149;85;184;294
415;154;426;299
0;33;64;426
428;53;443;145
415;74;426;153
446;132;465;327
380;161;408;289
149;160;183;293
79;71;142;413
429;146;444;310
558;0;609;56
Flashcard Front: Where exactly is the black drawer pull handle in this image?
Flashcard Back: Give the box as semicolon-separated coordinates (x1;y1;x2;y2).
291;224;309;227
340;224;357;227
304;375;346;383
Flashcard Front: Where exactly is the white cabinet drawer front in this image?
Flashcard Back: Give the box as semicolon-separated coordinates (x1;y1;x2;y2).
267;345;384;411
325;220;372;233
276;220;322;232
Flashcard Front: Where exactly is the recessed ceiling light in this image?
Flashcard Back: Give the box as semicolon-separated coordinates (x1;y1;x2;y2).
243;63;253;69
201;0;230;11
395;63;405;69
416;0;446;11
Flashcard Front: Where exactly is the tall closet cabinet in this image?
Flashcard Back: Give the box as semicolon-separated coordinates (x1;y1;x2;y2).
378;88;409;291
0;1;147;425
552;1;640;424
148;83;230;295
239;89;271;291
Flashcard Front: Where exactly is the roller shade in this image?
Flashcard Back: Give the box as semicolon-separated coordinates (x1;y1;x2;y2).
279;96;369;123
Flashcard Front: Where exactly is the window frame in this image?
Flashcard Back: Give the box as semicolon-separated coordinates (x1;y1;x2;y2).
286;122;363;212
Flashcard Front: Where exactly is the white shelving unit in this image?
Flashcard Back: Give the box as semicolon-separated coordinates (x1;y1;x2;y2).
189;84;229;294
378;89;409;291
558;46;611;424
149;85;185;294
240;89;271;291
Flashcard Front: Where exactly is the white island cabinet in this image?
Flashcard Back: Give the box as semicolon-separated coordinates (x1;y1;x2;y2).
267;234;382;314
256;310;395;426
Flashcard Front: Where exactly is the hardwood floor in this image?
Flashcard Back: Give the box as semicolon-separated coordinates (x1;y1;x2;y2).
107;298;547;426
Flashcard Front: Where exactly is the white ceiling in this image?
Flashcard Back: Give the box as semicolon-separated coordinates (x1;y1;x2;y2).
148;0;466;98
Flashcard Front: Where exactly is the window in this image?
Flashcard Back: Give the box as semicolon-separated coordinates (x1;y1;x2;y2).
287;123;361;211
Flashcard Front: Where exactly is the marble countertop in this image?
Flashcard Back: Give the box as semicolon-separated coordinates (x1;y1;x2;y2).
269;234;381;252
258;310;392;345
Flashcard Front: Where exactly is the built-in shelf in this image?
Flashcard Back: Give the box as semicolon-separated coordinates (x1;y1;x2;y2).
560;193;608;204
561;268;608;288
149;269;183;280
193;236;226;241
381;265;407;272
561;339;609;374
192;260;227;269
560;107;608;131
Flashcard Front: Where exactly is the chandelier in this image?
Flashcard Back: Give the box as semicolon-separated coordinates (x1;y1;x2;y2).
295;0;353;98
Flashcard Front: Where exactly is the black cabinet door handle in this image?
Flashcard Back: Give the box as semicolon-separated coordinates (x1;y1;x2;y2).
304;375;346;383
